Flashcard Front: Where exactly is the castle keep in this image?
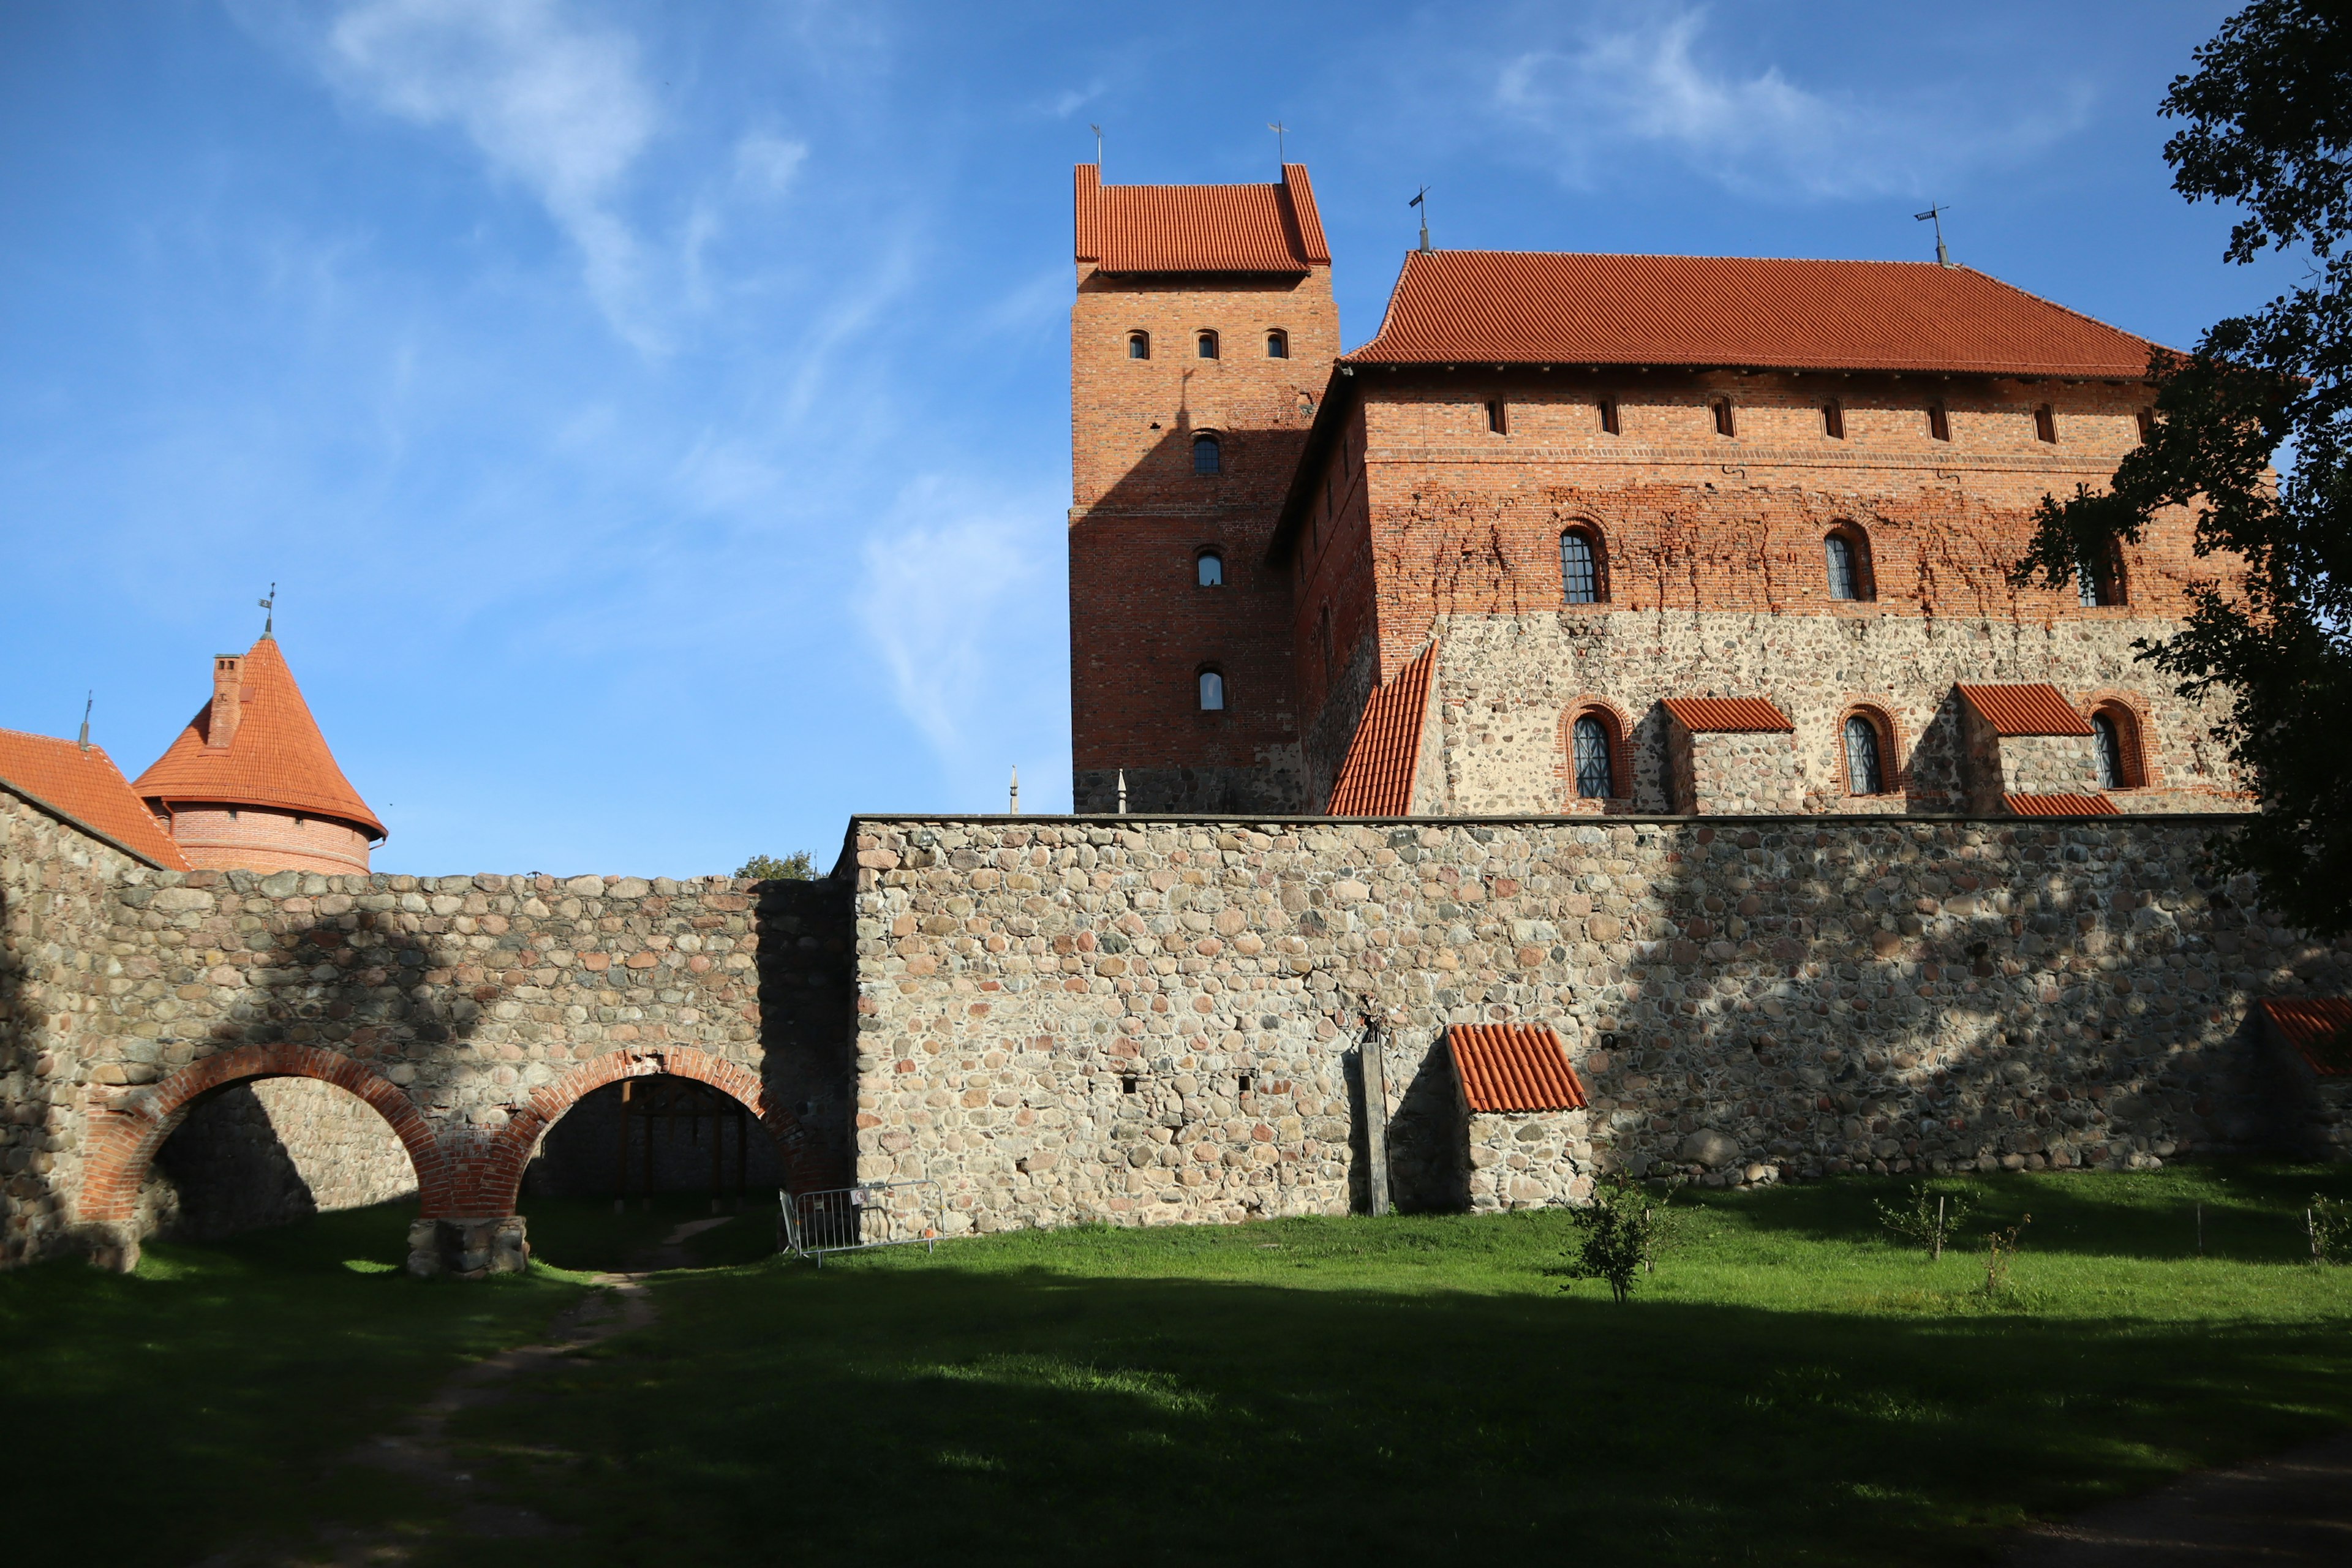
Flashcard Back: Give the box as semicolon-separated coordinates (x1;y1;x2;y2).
3;163;2348;1273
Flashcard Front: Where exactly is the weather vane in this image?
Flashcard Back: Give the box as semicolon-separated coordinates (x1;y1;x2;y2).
258;582;276;637
1410;186;1433;252
1915;203;1951;267
1090;123;1103;172
1268;120;1287;161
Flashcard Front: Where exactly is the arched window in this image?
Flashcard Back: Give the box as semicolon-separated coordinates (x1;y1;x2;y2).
1560;527;1604;605
2034;403;2058;443
1824;529;1872;601
1844;714;1888;795
1196;550;1223;587
2077;548;2124;607
1265;330;1288;358
1823;400;1845;439
1711;398;1735;437
1198;669;1225;710
1572;715;1615;799
1197;330;1219;360
1928;402;1951;442
2091;706;2141;788
1193;434;1221;475
1127;331;1150;360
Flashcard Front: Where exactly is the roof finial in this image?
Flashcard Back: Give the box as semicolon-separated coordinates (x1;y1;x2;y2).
258;582;277;638
1009;764;1021;815
1090;123;1102;175
1268;120;1287;162
1116;767;1128;815
1915;203;1951;267
78;691;92;752
1410;185;1432;253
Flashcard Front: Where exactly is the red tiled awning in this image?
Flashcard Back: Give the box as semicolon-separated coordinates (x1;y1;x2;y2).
1450;1023;1588;1113
1661;696;1794;733
2004;793;2119;816
2259;998;2352;1077
1327;643;1438;816
1958;683;2094;736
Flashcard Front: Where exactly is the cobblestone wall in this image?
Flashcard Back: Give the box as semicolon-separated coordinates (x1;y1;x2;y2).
1681;729;1804;815
850;813;2351;1233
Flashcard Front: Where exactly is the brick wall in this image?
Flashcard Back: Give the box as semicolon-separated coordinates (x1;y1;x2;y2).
164;804;374;875
847;814;2350;1234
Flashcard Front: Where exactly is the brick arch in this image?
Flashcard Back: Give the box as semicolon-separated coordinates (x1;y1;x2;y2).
1556;698;1635;812
470;1047;833;1219
1836;700;1908;797
2080;690;2157;788
77;1044;450;1225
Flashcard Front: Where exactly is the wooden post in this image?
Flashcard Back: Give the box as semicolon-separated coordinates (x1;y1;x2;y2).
1362;1027;1391;1218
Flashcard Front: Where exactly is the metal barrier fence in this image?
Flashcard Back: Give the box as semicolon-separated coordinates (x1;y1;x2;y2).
779;1179;946;1266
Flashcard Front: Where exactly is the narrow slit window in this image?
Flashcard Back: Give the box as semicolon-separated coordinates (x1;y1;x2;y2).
1560;530;1600;605
2035;403;2057;443
1265;330;1288;358
2136;409;2155;444
1928;402;1951;442
1844;715;1885;795
1199;669;1225;710
1823;401;1845;439
1193;434;1221;475
1196;550;1224;587
2093;713;2127;788
1825;535;1860;600
1197;330;1219;360
1572;715;1615;799
1711;398;1735;437
1128;331;1150;360
1599;397;1620;435
1486;398;1508;434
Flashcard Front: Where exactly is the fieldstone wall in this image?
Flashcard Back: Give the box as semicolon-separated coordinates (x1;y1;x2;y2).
1427;611;2242;816
1682;729;1804;815
1985;730;2103;804
850;813;2352;1234
1465;1103;1592;1213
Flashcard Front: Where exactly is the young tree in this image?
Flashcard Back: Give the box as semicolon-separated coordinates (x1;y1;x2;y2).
2015;1;2352;933
736;850;817;881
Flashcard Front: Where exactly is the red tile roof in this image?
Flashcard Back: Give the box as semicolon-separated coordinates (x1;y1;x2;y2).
2259;998;2352;1077
2004;793;2119;816
1662;696;1794;733
1450;1023;1589;1113
1075;163;1330;274
0;726;190;869
1958;683;2095;736
1343;251;2161;377
1326;643;1437;815
133;636;385;839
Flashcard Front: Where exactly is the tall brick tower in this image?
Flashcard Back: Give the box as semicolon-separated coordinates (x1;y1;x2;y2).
1068;163;1336;812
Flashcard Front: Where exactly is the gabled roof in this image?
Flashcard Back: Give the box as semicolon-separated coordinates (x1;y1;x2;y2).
1343;251;2160;377
1450;1023;1588;1113
133;636;385;839
1662;697;1794;734
0;726;190;870
2258;998;2352;1077
1326;643;1437;816
2005;793;2119;816
1074;163;1330;274
1959;683;2095;737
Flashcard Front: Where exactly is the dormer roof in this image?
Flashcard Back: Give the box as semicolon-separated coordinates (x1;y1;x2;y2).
1074;163;1330;275
133;636;385;840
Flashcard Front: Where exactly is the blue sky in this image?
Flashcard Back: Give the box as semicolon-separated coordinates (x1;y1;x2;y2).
0;1;2294;876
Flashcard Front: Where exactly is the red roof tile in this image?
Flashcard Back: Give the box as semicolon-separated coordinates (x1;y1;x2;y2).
133;637;385;839
1662;696;1794;733
1344;251;2160;377
1075;163;1330;274
1959;683;2095;736
2259;998;2352;1077
1326;643;1437;815
2004;793;2119;816
0;726;190;869
1450;1023;1589;1113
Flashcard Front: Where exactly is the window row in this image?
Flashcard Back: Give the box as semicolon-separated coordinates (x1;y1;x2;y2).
1128;329;1287;360
1474;396;2132;445
1556;523;2125;606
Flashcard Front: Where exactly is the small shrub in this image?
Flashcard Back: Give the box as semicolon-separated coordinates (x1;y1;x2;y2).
2309;1195;2351;1265
737;851;817;881
1874;1182;1973;1260
1562;1175;1678;1303
1981;1214;2031;1297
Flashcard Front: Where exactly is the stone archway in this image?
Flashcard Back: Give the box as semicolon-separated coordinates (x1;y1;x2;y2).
475;1046;834;1223
76;1044;450;1270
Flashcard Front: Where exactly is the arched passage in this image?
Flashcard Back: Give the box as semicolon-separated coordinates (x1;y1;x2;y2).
78;1044;451;1230
477;1047;833;1221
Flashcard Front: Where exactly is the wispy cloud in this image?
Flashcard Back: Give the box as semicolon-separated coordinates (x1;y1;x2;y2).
1493;6;2089;202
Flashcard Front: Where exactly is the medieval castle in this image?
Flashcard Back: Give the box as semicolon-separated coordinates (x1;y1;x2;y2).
2;164;2346;1275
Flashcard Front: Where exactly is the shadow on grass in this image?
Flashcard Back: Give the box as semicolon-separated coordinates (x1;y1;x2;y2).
518;1193;778;1273
444;1247;2352;1568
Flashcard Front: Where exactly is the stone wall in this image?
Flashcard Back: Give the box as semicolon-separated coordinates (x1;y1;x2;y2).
849;813;2351;1235
1681;729;1804;816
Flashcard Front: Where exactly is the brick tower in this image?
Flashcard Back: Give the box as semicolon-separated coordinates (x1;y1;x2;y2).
1068;162;1338;812
134;633;385;874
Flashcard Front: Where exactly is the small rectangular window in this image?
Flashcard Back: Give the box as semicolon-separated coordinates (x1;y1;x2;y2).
2136;409;2155;444
1823;401;1844;440
1599;397;1619;435
1485;399;1507;435
2035;404;2057;443
1928;403;1951;442
1712;398;1735;437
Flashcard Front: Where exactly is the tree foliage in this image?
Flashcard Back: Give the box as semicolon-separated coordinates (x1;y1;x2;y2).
1561;1175;1679;1303
736;850;818;881
2015;0;2352;933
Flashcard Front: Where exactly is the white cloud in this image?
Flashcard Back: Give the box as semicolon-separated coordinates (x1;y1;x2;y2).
733;130;809;198
1494;6;2087;202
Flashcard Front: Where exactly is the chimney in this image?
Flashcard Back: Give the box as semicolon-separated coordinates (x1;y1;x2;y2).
208;655;244;749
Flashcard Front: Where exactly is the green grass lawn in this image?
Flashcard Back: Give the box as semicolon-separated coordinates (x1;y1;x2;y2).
6;1164;2350;1565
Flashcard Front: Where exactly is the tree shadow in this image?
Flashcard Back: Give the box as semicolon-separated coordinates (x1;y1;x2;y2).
750;876;857;1189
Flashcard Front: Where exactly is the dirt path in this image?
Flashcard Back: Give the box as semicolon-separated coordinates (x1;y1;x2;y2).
2008;1428;2352;1565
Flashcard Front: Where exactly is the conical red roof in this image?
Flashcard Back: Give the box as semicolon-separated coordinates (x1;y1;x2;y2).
134;636;385;840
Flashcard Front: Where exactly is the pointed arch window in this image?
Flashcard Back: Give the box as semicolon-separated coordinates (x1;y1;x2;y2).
1824;527;1873;601
1559;527;1605;605
1844;714;1887;795
1572;715;1615;799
